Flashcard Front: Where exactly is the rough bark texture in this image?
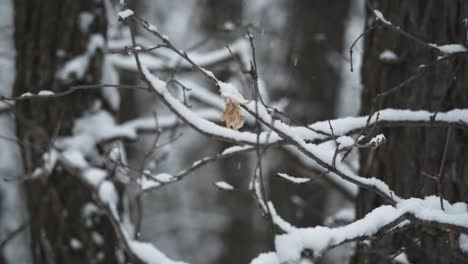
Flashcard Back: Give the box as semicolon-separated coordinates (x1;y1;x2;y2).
355;1;468;263
13;0;124;263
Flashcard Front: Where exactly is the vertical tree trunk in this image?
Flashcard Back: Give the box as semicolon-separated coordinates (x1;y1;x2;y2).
356;1;468;263
13;0;126;263
282;0;351;123
199;1;273;262
270;0;351;229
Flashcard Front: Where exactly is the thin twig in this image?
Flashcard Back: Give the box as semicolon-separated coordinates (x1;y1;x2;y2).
437;127;452;210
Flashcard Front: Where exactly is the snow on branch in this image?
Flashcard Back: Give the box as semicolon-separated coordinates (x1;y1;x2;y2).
242;102;399;205
254;196;468;263
132;18;468;206
276;173;310;184
54;107;223;148
297;108;468;143
141;145;254;193
58;34;105;81
370;8;468;55
214;181;235;191
105;8;468;264
128;240;187;264
121;108;222;134
373;10;391;25
42;148;187;264
25;7;468;263
284;145;359;198
137;63;468;152
140;65;272;145
430;43;468;54
117;9;134;21
109;39;250;72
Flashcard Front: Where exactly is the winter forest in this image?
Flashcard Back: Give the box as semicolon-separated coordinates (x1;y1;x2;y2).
0;0;467;263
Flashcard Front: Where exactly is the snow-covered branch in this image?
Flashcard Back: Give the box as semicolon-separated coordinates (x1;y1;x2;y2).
253;196;468;263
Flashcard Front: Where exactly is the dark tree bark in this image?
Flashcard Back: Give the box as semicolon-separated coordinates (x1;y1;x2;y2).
199;1;272;263
282;0;351;123
12;0;127;263
271;0;351;230
355;1;468;263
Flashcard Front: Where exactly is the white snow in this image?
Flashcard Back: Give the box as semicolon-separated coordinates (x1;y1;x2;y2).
393;252;411;264
41;149;59;173
101;57;120;110
141;65;275;144
138;176;160;190
147;24;158;33
373;9;391;24
20;92;33;97
267;202;295;233
249;102;398;202
141;62;468;206
59;54;89;80
379;50;398;62
181;79;225;110
324;207;355;226
250;252;279;264
117;9;134;20
253;196;468;263
368;133;386;147
336;135;355;148
276;173;310;184
18;90;54;97
128;240;188;264
0;101;12;111
136;67;468;148
221;145;252;155
460;234;468;254
73;110;138;142
110;39;250;72
83;168;107;187
62;149;88;169
108;147;121;162
252;176;268;212
79;12;94;33
92;232;104;245
430;43;467;54
121;108;221;132
70;238;83;250
215;181;234;190
98;181;119;219
153;173;175;183
59;34;104;80
223;21;235;31
219;80;248;104
37;90;54;96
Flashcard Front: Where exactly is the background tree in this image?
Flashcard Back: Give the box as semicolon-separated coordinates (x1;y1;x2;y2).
355;1;468;263
12;0;129;262
1;0;467;263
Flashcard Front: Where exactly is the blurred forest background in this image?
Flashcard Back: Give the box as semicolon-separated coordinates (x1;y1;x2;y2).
128;1;360;263
1;0;468;263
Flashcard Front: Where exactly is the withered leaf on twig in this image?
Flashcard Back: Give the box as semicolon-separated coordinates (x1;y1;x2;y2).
221;98;245;130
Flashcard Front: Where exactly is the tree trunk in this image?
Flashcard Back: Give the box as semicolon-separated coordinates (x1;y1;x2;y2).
13;0;126;263
282;0;351;123
199;1;272;262
355;1;468;263
270;0;351;229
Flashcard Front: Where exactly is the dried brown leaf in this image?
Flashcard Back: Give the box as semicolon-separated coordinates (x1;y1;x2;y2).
221;98;245;130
